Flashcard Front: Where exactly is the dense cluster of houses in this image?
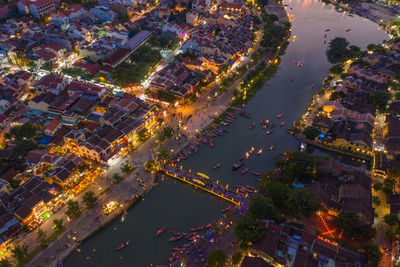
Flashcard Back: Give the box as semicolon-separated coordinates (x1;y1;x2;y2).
0;0;255;253
0;72;158;245
310;44;400;156
241;219;364;267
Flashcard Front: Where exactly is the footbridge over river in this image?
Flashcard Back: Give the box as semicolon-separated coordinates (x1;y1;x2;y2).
159;165;256;206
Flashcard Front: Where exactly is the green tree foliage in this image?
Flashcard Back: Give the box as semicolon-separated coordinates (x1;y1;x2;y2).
329;64;344;75
234;215;266;244
329;91;345;101
249;195;277;220
260;13;287;48
14;140;38;158
65;200;81;219
144;160;156;171
121;163;135;175
53;219;64;232
394;92;400;100
207;249;227;267
83;191;98;208
362;243;382;267
36;229;47;247
384;213;398;226
369;91;391;113
383;169;399;197
8;123;36;142
0;258;11;267
157;150;169;160
109;4;129;22
303;126;320;140
137;129;147;142
326;37;349;63
326;37;365;63
231;251;242;265
157;90;177;103
261;181;290;211
111;35;174;87
373;182;382;191
11;244;28;265
112;173;123;184
372;196;380;206
157;126;174;142
334;212;375;241
61;67;85;78
276;151;318;183
42;62;55;71
286;188;321;218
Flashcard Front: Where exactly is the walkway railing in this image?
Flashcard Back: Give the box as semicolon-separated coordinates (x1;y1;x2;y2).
160;169;242;206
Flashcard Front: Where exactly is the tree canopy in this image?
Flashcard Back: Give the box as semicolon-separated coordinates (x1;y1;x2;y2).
334;212;375;241
11;244;28;265
286;188;321;218
303;126;320;140
326;37;349;64
53;219;64;232
249;195;277;220
83;191;98;208
65;200;81;220
207;249;227;267
275;151;318;183
234;215;266;244
362;243;382;267
369;91;391;113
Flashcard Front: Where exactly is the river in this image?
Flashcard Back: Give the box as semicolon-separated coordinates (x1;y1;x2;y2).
65;0;388;266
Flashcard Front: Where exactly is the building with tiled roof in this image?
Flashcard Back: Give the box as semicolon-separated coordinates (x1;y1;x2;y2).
17;0;57;18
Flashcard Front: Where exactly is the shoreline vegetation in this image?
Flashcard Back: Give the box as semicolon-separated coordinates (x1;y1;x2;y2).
64;2;291;267
25;2;293;267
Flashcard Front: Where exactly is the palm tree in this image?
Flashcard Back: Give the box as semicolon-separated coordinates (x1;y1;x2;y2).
53;219;64;232
11;244;28;265
83;191;98;208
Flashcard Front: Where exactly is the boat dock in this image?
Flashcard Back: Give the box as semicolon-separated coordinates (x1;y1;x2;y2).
160;168;247;206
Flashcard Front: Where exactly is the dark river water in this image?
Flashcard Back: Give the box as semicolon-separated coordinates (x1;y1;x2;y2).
65;0;388;266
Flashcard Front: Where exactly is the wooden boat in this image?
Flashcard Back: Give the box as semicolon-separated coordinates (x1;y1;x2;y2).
190;225;205;232
346;29;351;32
257;149;263;156
214;163;222;169
222;206;232;213
324;28;330;32
250;171;262;176
249;122;255;129
239;111;251;118
232;159;245;170
157;226;167;236
242;168;249;175
116;240;131;250
168;256;177;263
193;179;205;186
266;130;273;135
169;234;183;242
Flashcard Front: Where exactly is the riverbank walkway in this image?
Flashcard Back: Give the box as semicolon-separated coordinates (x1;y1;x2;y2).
160;166;254;206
